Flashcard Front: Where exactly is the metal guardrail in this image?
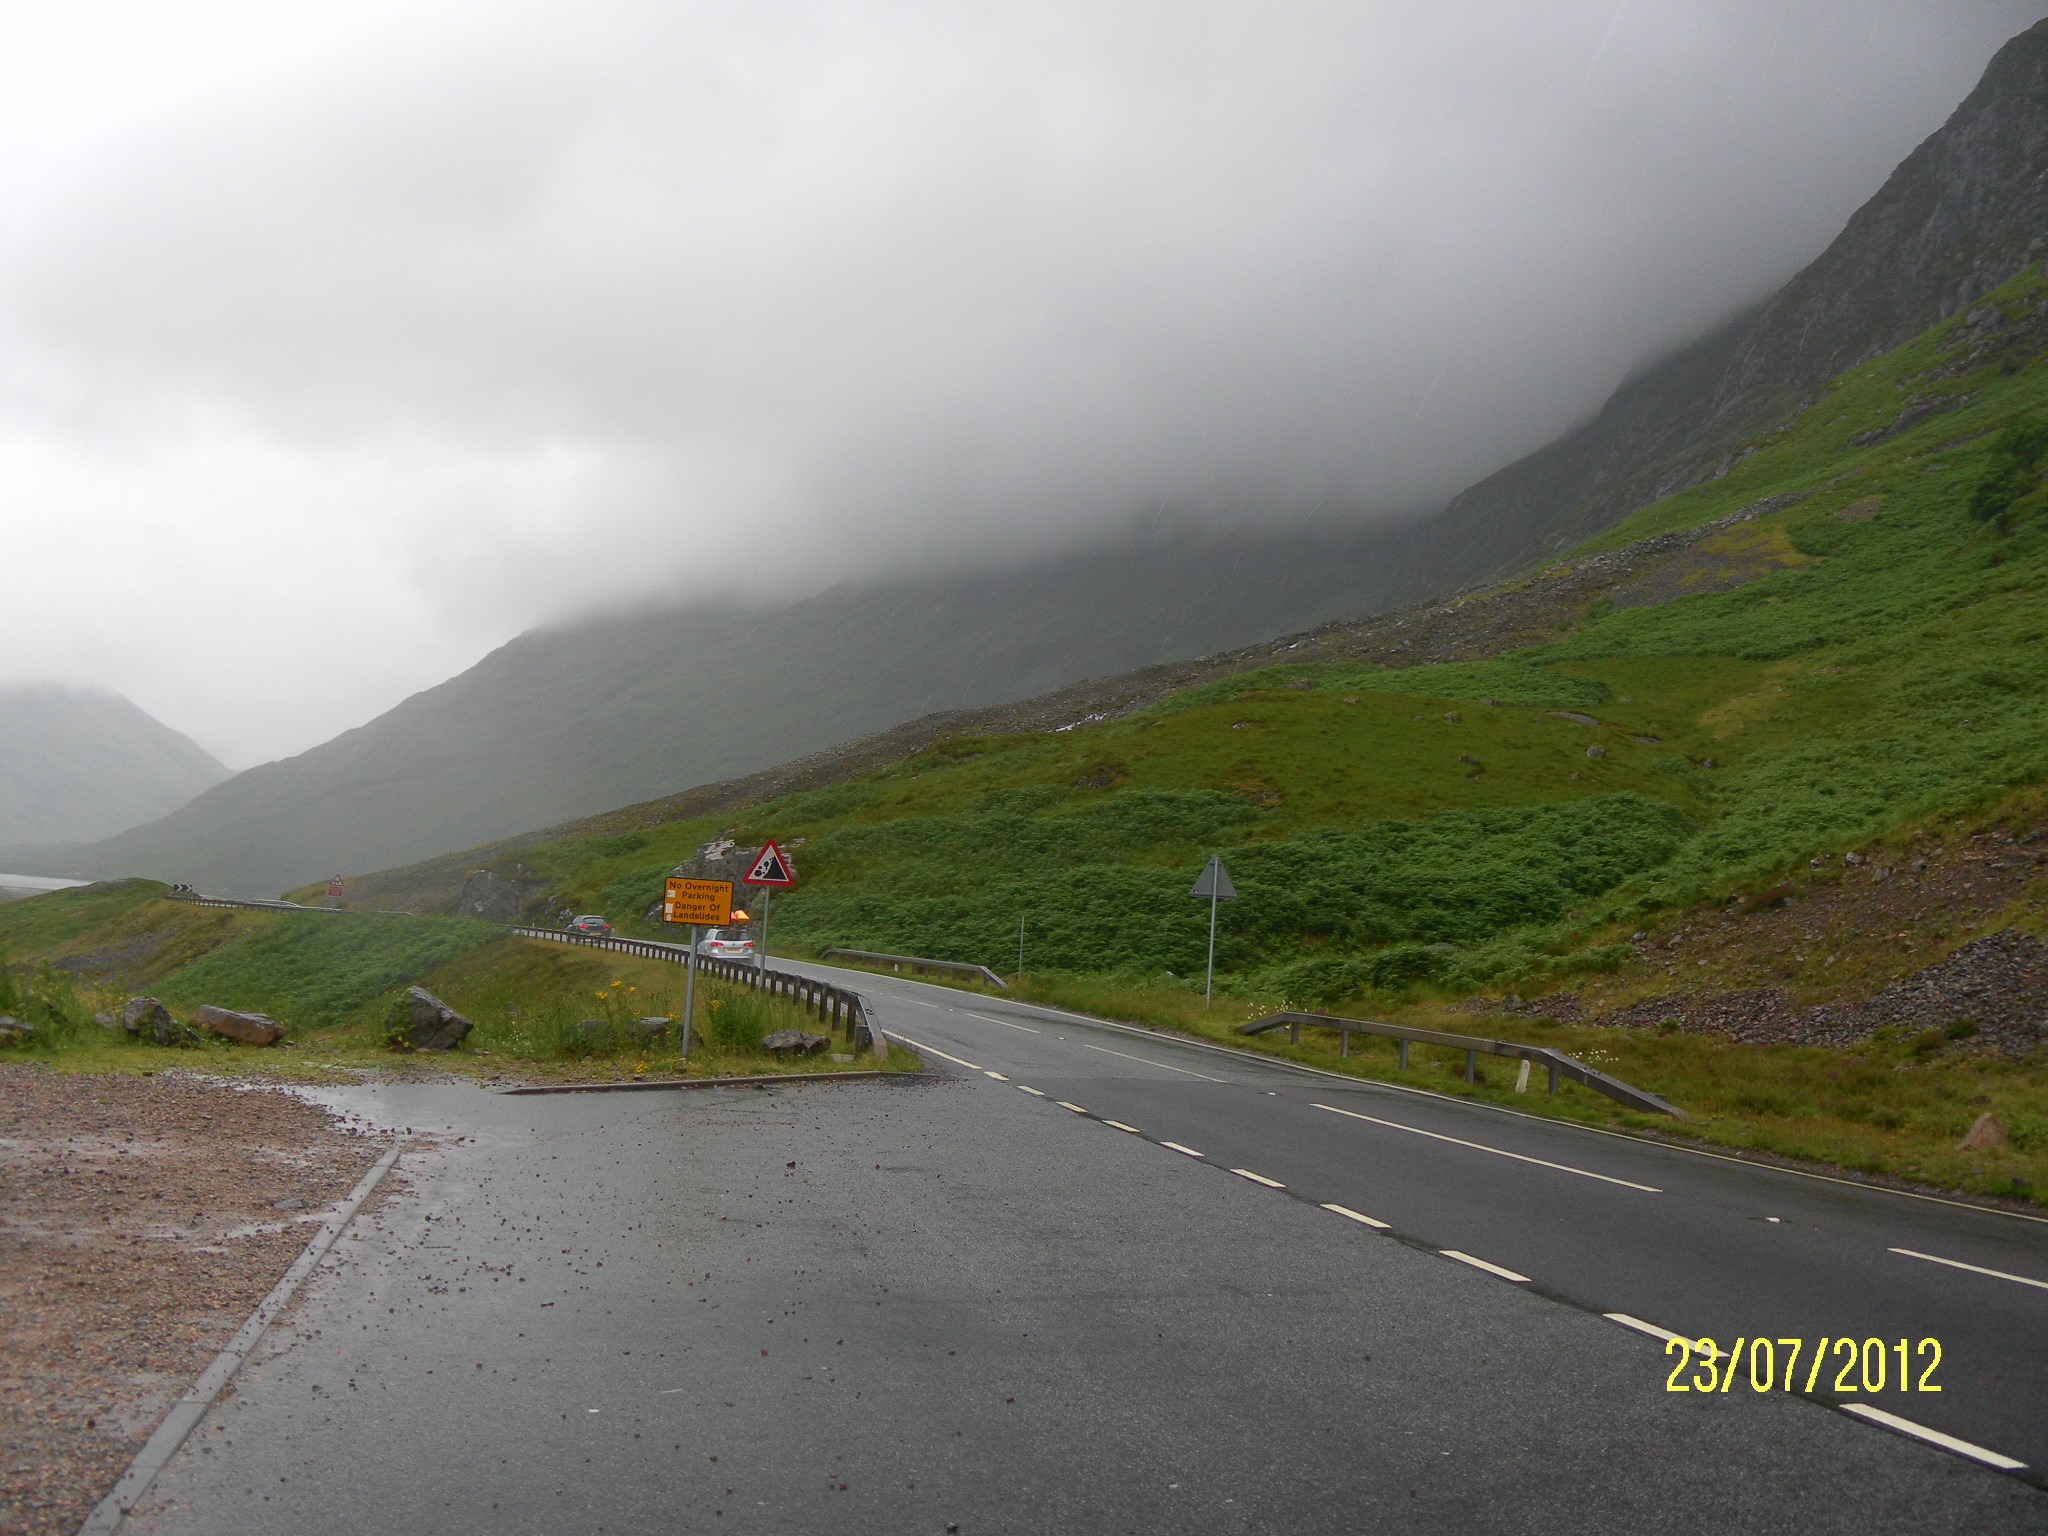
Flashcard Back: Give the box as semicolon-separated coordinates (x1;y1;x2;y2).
168;892;349;914
1240;1011;1681;1117
818;947;1008;989
514;928;883;1059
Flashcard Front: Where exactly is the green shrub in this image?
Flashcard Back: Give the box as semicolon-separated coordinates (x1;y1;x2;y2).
1969;418;2048;527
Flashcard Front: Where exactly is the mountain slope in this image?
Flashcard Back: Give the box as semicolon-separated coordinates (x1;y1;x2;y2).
1416;15;2048;582
0;687;228;847
409;258;2048;1035
59;518;1439;894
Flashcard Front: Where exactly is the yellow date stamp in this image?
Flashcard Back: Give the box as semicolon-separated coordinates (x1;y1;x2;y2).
1665;1337;1942;1395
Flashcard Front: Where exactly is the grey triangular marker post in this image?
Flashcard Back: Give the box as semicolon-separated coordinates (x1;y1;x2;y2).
1189;855;1237;1006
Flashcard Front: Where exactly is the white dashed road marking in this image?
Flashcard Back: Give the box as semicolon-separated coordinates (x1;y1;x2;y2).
1321;1203;1391;1230
1837;1404;2027;1471
1440;1250;1530;1283
1230;1169;1286;1189
984;1071;1010;1081
1161;1142;1205;1159
1604;1313;1721;1361
1105;1121;1143;1134
1312;1103;1661;1192
1018;1086;1046;1097
1889;1247;2048;1292
1057;1101;1089;1114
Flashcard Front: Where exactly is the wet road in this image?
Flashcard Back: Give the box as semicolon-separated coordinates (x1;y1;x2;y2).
124;964;2048;1534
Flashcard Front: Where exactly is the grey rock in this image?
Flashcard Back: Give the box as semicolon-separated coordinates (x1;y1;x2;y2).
274;1197;309;1211
762;1029;829;1056
94;1011;119;1032
1586;745;1606;759
193;1004;286;1046
404;986;473;1050
456;867;552;924
121;995;186;1046
1959;1112;2010;1152
0;1015;32;1045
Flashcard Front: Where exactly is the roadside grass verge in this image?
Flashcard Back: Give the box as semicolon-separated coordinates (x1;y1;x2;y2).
154;911;501;1028
0;899;915;1082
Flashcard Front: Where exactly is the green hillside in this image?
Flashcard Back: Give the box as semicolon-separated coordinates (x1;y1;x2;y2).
488;266;2048;1008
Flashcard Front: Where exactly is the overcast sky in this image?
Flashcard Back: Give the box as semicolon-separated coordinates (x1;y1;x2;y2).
1;1;2041;768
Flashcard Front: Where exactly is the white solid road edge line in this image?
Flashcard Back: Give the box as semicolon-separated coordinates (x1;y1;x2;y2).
1837;1403;2028;1472
1230;1168;1287;1189
1311;1102;1661;1192
1889;1246;2048;1292
889;1032;979;1071
79;1141;408;1535
1440;1249;1531;1283
1321;1202;1392;1229
1161;1141;1205;1158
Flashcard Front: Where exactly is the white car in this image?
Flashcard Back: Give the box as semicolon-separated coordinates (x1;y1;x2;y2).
696;928;756;960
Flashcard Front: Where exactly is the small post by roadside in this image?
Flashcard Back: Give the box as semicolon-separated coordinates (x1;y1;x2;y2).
1188;855;1237;1008
1018;914;1026;979
680;925;699;1059
662;876;734;1065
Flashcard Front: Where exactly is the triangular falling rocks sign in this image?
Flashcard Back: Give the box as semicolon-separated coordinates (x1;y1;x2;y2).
1189;855;1236;900
743;840;798;887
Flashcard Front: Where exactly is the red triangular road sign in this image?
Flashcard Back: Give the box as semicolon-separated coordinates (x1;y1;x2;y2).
743;840;797;887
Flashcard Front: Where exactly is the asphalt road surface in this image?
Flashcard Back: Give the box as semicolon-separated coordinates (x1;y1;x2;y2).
125;964;2048;1534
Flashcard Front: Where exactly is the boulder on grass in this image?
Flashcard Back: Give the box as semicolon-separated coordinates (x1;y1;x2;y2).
1959;1112;2009;1152
405;987;473;1050
192;1004;286;1046
0;1016;31;1046
762;1029;829;1057
121;996;188;1046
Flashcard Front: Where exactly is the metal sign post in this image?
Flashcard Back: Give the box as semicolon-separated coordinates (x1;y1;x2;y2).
662;878;732;1064
680;925;699;1060
1188;855;1238;1008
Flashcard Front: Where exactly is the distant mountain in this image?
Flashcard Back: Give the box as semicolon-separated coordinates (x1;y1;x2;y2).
0;686;228;848
50;18;2048;896
1412;16;2048;582
56;518;1441;895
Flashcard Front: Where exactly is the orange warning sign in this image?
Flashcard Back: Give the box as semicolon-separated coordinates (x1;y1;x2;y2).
663;877;733;926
